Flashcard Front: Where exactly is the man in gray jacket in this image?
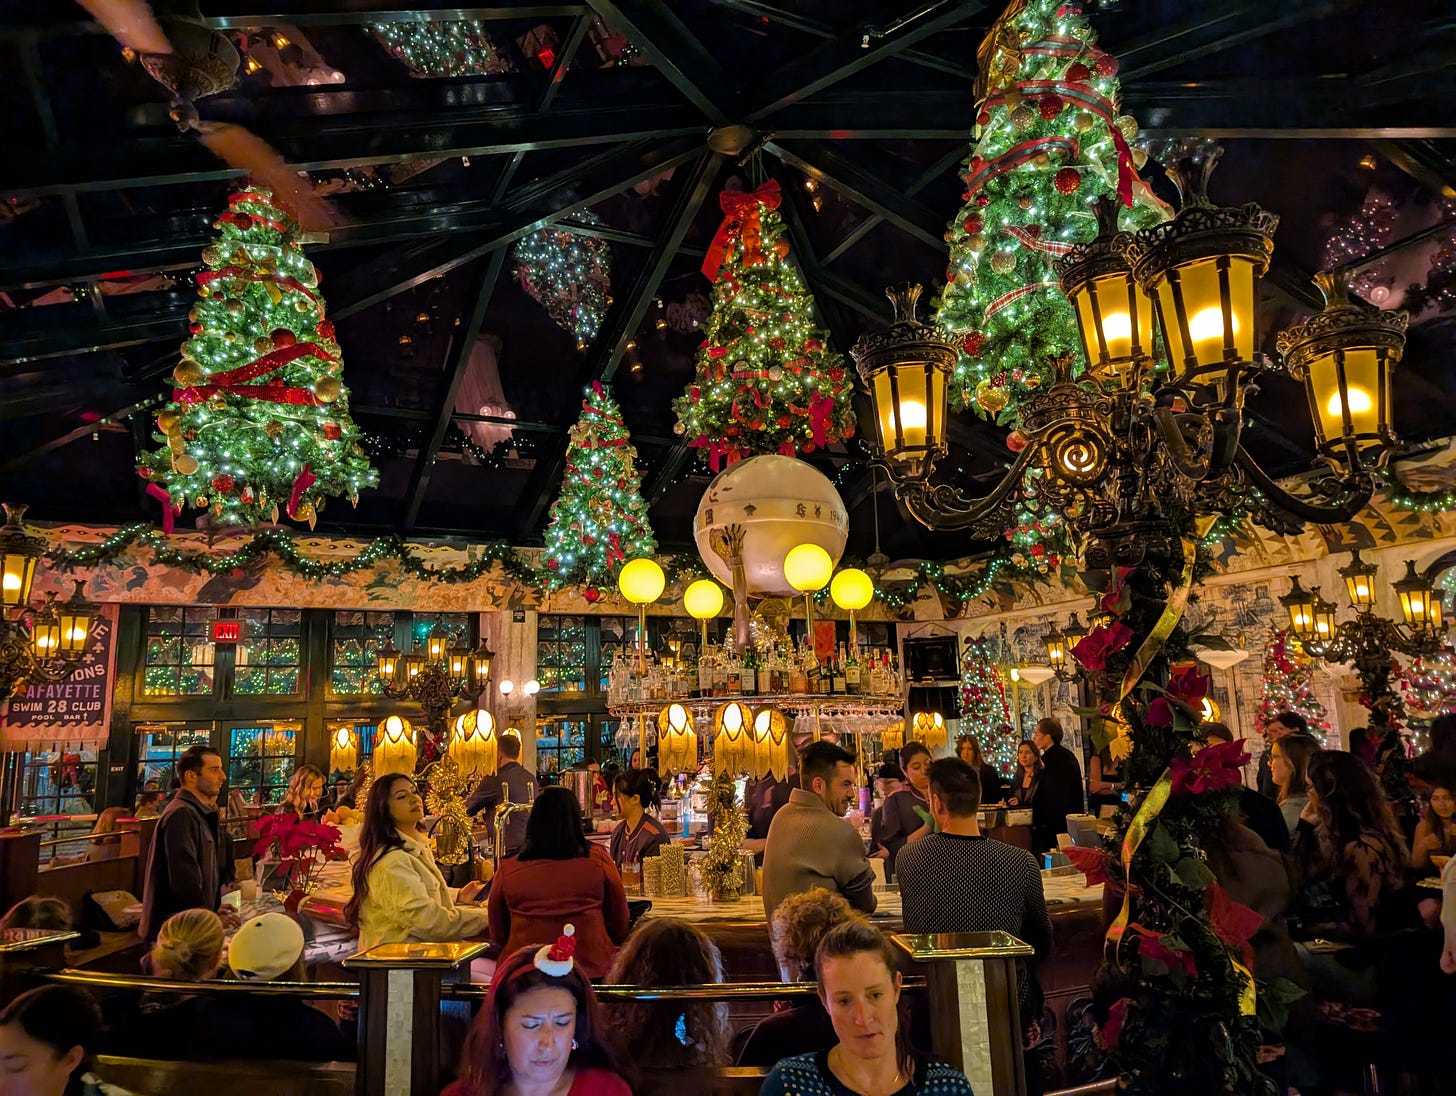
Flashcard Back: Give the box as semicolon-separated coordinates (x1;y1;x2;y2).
762;740;877;926
140;745;229;941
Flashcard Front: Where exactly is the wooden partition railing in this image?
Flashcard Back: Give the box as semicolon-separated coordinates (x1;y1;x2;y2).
16;931;1043;1096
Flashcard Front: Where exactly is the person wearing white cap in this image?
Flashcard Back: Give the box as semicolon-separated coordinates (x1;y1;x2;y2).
228;912;308;981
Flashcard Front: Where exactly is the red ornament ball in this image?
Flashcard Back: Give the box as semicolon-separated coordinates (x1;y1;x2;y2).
546;558;559;571
270;328;297;348
138;467;153;479
322;421;342;440
189;322;203;335
316;320;336;341
777;416;792;428
1039;95;1064;120
1023;224;1042;239
804;337;823;351
1066;61;1092;83
709;346;728;358
232;213;253;231
1054;167;1082;194
769;336;786;351
828;366;845;383
977;110;991;126
584;586;600;603
210;473;235;495
963;215;984;234
961;332;984;356
976;194;990;207
1006;431;1029;453
945;270;957;284
1095;53;1119;77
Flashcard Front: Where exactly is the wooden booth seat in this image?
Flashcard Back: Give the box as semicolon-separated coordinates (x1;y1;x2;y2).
97;1055;354;1096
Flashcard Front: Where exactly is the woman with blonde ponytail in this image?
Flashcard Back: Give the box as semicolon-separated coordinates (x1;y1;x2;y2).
148;908;225;981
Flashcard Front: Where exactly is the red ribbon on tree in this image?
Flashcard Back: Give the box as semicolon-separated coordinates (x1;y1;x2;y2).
690;435;741;473
605;532;624;567
809;392;835;447
287;464;317;519
701;180;783;282
175;342;334;407
146;483;178;534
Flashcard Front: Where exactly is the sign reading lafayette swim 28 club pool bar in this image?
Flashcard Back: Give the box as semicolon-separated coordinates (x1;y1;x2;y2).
1;605;118;748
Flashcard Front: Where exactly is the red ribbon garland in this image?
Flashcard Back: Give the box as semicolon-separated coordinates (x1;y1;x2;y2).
690;435;741;473
701;180;783;282
146;483;178;534
197;266;320;304
1004;225;1076;255
287;464;317;519
218;209;287;234
175;341;335;407
965;136;1080;196
808;392;835;447
605;532;624;568
984;280;1060;323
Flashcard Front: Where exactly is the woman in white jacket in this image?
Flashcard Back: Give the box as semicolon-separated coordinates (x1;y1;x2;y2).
345;772;490;951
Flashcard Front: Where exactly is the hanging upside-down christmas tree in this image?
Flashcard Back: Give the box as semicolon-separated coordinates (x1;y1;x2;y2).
539;382;656;597
672;180;856;469
513;210;613;350
1258;629;1331;744
959;638;1016;775
934;0;1167;426
138;186;377;530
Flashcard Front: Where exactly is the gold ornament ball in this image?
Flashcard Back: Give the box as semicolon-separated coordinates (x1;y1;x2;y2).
175;454;199;475
1074;112;1096;133
173;359;205;387
313;377;342;404
990;249;1017;275
1024;374;1042;389
208;394;227;412
293;298;312;313
974;381;1009;415
966;233;986;252
264;420;284;438
1011;104;1037;133
253;336;274;354
187;308;201;323
157;410;178;434
224;331;238;344
225;299;245;315
1132;147;1150;170
1115;115;1139;140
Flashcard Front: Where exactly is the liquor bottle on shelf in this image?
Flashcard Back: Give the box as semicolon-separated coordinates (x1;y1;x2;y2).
712;648;728;697
833;643;848;694
868;650;886;695
742;647;760;696
844;646;861;695
789;643;809;694
806;639;823;694
757;649;773;695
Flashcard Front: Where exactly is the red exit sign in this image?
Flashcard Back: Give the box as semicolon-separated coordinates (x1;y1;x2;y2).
212;620;242;643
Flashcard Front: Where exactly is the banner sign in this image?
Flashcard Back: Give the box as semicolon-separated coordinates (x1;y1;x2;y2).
1;604;118;750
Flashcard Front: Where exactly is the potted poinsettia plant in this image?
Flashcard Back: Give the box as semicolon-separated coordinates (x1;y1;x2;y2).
252;813;347;912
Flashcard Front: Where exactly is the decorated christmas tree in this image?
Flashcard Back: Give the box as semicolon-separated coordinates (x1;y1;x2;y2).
934;0;1167;426
1402;647;1456;725
513;211;612;349
672;180;856;469
138;186;377;530
539;382;656;596
1258;630;1332;744
370;20;510;77
960;638;1016;774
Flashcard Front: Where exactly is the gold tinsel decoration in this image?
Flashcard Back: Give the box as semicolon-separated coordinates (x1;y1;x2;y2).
699;771;748;901
423;755;472;866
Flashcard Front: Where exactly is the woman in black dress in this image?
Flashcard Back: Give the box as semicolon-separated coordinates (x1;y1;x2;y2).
956;733;1006;807
1007;741;1043;807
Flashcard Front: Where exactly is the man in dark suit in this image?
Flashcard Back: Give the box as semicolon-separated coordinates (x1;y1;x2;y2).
1031;718;1084;854
140;745;230;941
464;731;535;857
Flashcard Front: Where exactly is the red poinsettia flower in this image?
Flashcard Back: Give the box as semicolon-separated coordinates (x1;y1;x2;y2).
1065;844;1111;886
1168;739;1249;797
1099;566;1136;615
1071;621;1134;673
1206;881;1264;967
1098;997;1132;1050
1147;665;1211;727
1129;924;1198;976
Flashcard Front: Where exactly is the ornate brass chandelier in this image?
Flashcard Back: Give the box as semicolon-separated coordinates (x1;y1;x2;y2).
0;505;100;701
852;148;1409;568
375;617;494;736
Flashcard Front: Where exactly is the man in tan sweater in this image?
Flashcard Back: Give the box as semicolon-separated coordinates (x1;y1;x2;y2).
762;740;877;925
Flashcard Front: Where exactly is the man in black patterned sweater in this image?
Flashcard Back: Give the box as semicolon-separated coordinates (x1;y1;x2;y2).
895;758;1051;1025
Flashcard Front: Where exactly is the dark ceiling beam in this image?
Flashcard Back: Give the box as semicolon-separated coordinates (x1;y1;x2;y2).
707;0;975;80
4;97;704;196
1372;139;1456;199
203;3;586;28
743;0;986;122
1110;1;1362;81
537;14;594;114
0;297;193;364
822;144;965;266
585;1;731;123
0;396;156;475
763;140;948;254
401;251;508;530
517;150;724;539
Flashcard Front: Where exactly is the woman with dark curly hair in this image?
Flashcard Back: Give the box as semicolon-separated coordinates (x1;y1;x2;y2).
446;928;630;1096
601;918;728;1078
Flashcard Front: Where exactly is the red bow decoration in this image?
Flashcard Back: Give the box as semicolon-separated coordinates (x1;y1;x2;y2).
809;392;835;447
1168;738;1249;797
690;434;739;473
146;482;179;534
1148;665;1210;727
1128;924;1198;976
1071;621;1134;673
1206;881;1264;968
1065;844;1111;886
605;531;624;568
287;464;317;519
701;180;782;281
1109;122;1135;208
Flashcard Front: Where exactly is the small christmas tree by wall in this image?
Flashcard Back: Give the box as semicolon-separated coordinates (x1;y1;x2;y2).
1258;630;1331;744
138;186;377;530
672;180;855;469
1402;648;1456;724
934;0;1167;426
960;638;1016;774
513;211;613;350
539;382;656;596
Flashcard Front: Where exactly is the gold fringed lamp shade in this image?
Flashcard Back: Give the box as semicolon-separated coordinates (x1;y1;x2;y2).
657;702;698;776
375;714;417;776
880;719;904;750
449;708;497;778
913;711;947;751
752;706;791;781
329;726;359;773
712;700;755;776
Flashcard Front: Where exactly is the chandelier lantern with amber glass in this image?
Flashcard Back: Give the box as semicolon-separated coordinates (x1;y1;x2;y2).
375;615;494;736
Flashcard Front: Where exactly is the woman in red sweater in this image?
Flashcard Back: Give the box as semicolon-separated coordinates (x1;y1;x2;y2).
488;787;630;981
444;929;630;1096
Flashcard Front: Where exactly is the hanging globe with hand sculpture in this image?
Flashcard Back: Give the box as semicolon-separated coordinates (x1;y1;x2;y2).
692;455;848;598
